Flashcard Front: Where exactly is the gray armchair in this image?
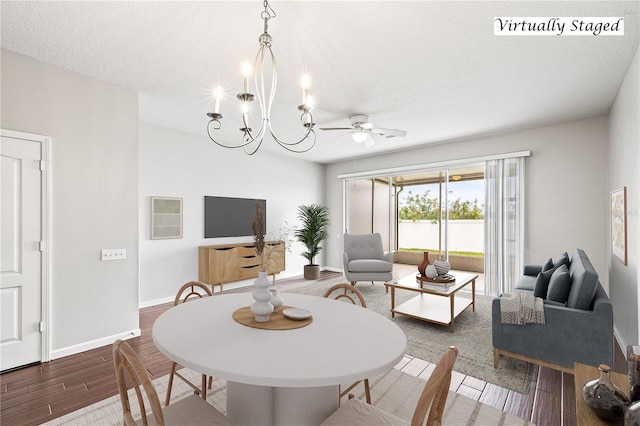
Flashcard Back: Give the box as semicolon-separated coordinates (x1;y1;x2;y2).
343;233;393;287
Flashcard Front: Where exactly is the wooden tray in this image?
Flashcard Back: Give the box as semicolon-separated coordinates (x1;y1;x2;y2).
416;273;456;284
233;306;312;330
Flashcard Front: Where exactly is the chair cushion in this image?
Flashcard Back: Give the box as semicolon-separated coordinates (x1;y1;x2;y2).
344;233;386;260
349;259;393;273
163;394;234;425
546;264;571;304
320;398;407;425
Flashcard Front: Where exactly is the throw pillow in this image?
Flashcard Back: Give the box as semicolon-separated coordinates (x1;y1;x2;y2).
547;264;571;304
534;272;548;298
542;258;554;272
534;266;557;298
554;252;570;269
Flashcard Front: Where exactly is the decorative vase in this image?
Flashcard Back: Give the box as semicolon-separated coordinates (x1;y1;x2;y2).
627;400;640;426
269;288;283;313
425;264;438;279
433;259;451;277
629;345;640;403
417;252;430;276
582;364;630;421
251;271;273;322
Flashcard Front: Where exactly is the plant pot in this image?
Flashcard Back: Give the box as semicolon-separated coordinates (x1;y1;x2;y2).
304;264;320;280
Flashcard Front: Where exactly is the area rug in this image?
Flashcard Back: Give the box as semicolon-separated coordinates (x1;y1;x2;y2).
285;278;534;394
43;367;532;426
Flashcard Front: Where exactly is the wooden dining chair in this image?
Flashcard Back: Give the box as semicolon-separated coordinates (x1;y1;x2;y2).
113;339;233;426
322;283;371;404
320;346;459;426
165;281;214;406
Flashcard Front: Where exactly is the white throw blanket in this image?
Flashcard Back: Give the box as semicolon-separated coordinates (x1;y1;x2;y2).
500;293;545;325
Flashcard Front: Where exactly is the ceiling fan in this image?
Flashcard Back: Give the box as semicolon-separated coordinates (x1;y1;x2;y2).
320;114;407;147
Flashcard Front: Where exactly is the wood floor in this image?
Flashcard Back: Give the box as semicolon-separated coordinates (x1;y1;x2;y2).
0;270;626;426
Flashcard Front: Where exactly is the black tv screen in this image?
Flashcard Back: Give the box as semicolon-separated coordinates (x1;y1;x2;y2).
204;196;266;238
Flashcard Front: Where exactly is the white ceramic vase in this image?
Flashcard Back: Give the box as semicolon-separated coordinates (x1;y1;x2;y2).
434;260;450;276
251;271;273;322
269;288;283;313
425;264;438;279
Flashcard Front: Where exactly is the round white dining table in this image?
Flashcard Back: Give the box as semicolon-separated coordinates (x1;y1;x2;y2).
152;292;407;426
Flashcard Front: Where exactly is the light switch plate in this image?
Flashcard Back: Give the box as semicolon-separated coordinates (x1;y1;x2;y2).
101;249;127;261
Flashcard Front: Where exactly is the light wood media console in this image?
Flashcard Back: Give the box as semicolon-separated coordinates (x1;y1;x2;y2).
198;241;285;293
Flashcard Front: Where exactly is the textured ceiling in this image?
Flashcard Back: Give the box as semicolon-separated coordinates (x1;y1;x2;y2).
1;1;639;164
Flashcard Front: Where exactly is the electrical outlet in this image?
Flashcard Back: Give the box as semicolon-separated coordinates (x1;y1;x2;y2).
101;249;127;261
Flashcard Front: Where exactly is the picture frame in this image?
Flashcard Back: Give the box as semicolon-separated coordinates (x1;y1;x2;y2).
610;187;627;265
151;197;183;239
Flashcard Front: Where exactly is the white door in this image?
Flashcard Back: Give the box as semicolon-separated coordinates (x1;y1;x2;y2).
1;134;43;371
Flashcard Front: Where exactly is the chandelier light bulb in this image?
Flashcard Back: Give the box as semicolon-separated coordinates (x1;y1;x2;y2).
213;86;223;114
301;74;311;105
352;131;368;143
242;61;251;93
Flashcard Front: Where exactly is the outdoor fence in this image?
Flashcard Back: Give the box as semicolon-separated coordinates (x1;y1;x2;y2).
398;219;484;254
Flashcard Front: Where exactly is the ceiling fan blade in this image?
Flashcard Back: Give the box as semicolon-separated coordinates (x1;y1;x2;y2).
363;135;375;148
319;127;353;131
370;127;407;138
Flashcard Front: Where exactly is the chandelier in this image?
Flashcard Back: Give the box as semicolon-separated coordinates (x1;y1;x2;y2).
206;0;316;155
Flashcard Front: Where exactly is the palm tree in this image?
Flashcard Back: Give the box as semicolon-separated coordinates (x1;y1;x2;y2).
294;204;330;279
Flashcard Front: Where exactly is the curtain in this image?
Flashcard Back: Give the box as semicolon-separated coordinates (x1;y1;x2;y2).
484;157;526;296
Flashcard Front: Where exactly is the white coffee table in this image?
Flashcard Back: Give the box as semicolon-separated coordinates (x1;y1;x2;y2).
152;292;406;426
385;272;478;332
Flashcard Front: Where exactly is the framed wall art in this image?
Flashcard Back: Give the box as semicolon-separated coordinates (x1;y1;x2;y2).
610;187;627;265
151;196;183;239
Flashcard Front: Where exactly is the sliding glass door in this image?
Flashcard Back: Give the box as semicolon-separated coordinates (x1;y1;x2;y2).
345;178;392;252
344;164;485;290
394;165;484;260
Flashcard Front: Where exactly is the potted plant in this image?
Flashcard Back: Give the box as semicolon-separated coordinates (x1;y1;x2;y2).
294;203;330;280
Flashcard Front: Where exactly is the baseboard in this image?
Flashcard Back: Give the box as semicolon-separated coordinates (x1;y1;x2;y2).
613;324;629;359
50;328;141;360
139;296;174;308
323;266;343;273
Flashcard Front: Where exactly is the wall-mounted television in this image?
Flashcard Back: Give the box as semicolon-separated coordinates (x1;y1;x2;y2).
204;196;266;238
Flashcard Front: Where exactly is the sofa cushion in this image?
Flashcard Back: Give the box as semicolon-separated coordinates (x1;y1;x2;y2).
348;259;392;273
567;249;600;310
547;264;571;304
542;258;554;272
534;267;557;298
554;252;570;269
514;274;536;292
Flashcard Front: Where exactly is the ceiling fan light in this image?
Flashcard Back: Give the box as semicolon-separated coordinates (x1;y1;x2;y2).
352;131;368;143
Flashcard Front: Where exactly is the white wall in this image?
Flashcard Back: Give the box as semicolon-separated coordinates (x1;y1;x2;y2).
325;116;610;291
608;43;640;350
398;220;484;253
138;123;326;305
1;50;140;356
